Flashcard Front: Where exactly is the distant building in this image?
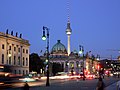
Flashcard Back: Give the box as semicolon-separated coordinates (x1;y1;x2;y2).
100;59;120;74
0;31;30;75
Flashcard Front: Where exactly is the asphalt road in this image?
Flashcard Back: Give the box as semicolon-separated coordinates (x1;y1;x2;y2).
3;76;120;90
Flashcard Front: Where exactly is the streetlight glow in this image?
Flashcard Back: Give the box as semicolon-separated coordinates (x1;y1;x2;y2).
42;36;46;40
79;51;83;54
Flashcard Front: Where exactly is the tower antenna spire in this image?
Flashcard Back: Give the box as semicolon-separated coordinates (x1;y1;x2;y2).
67;0;70;23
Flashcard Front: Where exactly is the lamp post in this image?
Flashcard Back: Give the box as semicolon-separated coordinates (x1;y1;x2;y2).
96;54;100;77
79;45;85;81
42;26;50;86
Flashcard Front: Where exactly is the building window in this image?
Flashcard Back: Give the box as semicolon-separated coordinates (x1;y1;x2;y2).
14;47;16;51
23;57;25;66
18;48;20;52
26;49;28;54
2;54;4;64
26;70;28;75
19;70;21;74
14;56;16;65
2;44;4;49
23;70;24;75
23;49;25;53
7;60;8;64
14;70;16;74
9;46;11;50
26;58;28;66
18;56;20;65
9;57;11;65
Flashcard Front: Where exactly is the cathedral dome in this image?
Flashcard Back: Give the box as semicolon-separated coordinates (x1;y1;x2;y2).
51;40;67;55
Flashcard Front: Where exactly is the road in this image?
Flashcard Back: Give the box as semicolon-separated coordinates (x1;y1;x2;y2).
2;76;120;90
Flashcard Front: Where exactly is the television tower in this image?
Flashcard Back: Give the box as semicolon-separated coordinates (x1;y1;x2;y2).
66;0;72;56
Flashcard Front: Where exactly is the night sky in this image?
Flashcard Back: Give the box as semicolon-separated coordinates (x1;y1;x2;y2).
0;0;120;59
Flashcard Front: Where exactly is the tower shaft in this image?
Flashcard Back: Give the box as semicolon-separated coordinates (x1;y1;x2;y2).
67;35;71;56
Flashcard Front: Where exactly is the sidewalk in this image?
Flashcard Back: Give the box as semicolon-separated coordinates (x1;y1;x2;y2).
105;80;120;90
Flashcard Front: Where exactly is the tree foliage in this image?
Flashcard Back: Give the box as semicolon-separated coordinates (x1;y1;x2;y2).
29;53;44;73
52;63;63;76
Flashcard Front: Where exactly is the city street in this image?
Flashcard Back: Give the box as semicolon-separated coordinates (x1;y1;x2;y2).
3;76;120;90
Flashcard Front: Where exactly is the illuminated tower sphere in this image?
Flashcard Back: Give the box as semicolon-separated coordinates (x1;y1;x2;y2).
66;21;72;56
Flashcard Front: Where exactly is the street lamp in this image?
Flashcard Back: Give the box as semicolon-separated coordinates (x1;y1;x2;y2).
42;26;50;86
96;54;100;60
79;45;85;80
96;54;101;76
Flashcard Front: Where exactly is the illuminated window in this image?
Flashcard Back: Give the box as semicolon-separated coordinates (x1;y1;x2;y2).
70;62;74;68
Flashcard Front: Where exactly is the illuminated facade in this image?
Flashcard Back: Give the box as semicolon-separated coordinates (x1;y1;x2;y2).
0;31;30;75
49;40;98;75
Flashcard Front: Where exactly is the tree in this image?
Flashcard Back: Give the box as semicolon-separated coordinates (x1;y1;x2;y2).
52;63;63;76
29;53;44;73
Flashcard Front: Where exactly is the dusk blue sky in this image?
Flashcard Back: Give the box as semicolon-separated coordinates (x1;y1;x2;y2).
0;0;120;59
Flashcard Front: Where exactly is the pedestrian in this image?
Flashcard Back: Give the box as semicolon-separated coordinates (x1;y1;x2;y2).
96;77;105;90
23;81;29;90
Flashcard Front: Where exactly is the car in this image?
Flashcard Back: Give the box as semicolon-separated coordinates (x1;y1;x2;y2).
86;74;95;79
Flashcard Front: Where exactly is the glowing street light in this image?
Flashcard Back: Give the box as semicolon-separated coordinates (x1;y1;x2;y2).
42;29;46;40
79;45;85;81
42;26;50;86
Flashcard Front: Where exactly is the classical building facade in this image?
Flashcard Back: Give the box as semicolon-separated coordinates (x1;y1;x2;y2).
0;30;30;75
48;40;99;75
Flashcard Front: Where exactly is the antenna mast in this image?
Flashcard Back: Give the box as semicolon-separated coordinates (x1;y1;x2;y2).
67;0;70;22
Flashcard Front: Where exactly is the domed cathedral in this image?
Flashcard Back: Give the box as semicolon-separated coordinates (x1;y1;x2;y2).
49;40;83;74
